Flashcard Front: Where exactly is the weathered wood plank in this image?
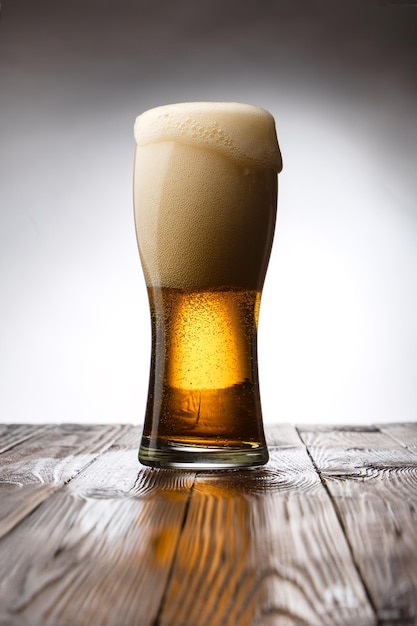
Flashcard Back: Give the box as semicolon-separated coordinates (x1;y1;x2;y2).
298;426;417;625
2;423;415;626
0;425;196;626
156;424;375;626
0;423;51;455
378;422;417;452
0;423;126;538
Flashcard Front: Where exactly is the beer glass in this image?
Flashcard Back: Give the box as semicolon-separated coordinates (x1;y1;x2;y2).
133;102;282;468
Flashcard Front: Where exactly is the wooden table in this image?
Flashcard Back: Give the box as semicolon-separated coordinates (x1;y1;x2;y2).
0;423;416;626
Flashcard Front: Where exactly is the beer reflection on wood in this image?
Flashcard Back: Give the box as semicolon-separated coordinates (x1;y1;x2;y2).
157;426;374;626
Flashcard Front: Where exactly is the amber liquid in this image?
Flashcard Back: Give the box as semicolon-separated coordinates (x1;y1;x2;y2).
139;287;269;468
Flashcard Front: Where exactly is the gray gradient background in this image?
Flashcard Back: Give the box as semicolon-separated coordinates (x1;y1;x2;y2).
1;0;416;424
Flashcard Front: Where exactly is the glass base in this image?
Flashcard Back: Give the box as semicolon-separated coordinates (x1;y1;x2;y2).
139;437;269;469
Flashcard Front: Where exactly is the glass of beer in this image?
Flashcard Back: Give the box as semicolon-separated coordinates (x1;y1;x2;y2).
133;102;282;468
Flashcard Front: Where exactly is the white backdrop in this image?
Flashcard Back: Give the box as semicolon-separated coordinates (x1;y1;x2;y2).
1;0;416;425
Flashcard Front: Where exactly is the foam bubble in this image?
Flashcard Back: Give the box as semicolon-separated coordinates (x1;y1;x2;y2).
134;102;282;172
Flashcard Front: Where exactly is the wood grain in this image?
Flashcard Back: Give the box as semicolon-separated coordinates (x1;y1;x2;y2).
156;425;375;626
298;424;417;625
379;422;417;452
0;423;125;538
0;425;196;626
1;423;416;626
0;423;50;455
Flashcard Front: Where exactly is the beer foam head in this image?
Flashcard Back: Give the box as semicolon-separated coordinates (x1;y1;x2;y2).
134;102;282;172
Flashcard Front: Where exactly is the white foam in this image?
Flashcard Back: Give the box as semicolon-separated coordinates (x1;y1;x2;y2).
134;102;282;171
134;102;282;290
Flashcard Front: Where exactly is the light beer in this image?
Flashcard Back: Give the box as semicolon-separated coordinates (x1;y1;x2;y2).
134;102;282;468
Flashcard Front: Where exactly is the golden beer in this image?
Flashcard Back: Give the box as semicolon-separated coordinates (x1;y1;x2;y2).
134;102;282;468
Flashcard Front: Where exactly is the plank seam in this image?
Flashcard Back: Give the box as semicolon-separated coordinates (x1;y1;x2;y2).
152;473;197;626
295;425;379;626
58;424;132;488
